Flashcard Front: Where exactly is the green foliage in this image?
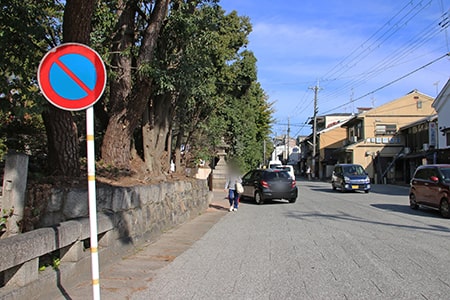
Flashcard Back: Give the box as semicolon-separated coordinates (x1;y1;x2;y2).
151;1;273;171
1;0;274;176
38;254;61;271
0;0;62;159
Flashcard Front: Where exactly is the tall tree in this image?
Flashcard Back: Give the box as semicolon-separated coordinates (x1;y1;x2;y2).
101;0;170;170
0;0;97;176
143;2;266;173
1;0;274;177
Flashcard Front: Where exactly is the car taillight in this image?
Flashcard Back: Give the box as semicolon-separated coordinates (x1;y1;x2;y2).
261;180;269;188
291;180;296;188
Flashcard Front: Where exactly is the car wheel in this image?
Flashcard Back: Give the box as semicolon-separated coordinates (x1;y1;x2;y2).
365;190;369;194
288;197;297;203
340;183;346;193
255;191;264;205
440;198;450;218
332;182;336;191
409;193;419;210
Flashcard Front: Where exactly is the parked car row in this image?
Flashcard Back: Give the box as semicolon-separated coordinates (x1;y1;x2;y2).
239;163;450;219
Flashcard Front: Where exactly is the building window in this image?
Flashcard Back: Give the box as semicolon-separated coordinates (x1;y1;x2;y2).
417;100;422;109
375;124;397;135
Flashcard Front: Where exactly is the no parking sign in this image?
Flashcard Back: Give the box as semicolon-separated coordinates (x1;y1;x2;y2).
38;43;106;111
38;43;105;300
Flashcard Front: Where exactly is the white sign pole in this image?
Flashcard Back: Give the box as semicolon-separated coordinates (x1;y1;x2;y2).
86;106;101;299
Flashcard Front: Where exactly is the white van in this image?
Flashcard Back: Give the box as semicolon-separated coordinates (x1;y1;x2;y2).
268;160;282;169
275;165;295;181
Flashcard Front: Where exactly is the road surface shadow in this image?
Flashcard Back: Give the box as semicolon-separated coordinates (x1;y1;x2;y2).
239;197;291;205
306;186;371;194
285;209;450;233
208;203;230;211
371;203;443;219
302;185;409;196
369;186;409;196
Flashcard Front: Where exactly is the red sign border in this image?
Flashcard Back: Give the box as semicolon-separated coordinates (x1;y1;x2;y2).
38;43;106;111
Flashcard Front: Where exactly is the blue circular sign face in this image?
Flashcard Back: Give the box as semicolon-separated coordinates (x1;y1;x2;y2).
50;54;98;100
38;43;106;111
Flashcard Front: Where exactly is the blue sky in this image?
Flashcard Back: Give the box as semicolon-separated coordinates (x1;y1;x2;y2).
219;0;450;137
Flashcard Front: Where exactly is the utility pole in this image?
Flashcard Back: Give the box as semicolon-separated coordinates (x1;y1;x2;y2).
263;139;266;167
287;117;290;164
309;82;321;179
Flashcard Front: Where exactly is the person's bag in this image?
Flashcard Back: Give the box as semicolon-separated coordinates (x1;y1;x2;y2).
235;182;244;194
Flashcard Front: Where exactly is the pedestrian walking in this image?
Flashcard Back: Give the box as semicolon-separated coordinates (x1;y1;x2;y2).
225;169;242;212
306;166;312;180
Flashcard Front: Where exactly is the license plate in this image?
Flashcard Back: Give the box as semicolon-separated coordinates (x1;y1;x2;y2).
352;185;359;189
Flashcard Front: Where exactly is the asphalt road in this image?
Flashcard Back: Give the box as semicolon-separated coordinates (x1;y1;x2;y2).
133;180;450;300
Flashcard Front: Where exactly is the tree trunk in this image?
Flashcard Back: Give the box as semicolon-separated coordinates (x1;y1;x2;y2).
142;93;172;174
62;0;95;43
101;0;170;170
41;0;96;176
100;0;136;169
142;104;156;171
174;129;184;173
42;107;80;176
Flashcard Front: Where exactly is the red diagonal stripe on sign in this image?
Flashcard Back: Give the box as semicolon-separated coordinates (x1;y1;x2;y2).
55;59;93;94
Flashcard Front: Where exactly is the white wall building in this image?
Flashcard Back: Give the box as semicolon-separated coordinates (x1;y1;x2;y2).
432;79;450;149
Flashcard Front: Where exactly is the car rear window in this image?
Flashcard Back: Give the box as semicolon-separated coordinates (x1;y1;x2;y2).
263;171;290;180
277;171;290;179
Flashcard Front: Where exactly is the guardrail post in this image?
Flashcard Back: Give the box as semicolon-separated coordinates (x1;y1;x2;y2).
3;258;38;287
61;241;85;262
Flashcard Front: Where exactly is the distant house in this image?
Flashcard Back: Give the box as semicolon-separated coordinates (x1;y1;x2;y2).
317;121;352;179
301;114;353;178
336;90;435;183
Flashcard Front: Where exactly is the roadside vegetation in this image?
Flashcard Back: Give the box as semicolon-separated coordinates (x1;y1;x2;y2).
0;0;274;183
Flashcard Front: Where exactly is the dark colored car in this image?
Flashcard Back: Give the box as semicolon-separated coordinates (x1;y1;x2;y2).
409;164;450;218
331;163;371;193
240;169;298;204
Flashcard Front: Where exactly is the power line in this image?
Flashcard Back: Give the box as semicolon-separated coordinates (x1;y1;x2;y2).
321;10;447;101
321;52;450;114
316;0;448;106
321;0;433;83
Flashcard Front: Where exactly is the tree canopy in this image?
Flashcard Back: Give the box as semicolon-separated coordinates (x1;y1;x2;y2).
0;0;274;178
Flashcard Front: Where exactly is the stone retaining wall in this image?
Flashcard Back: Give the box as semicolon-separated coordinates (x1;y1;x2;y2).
27;179;210;243
0;179;211;299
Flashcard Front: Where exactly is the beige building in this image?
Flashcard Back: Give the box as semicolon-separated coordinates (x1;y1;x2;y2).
317;121;351;179
334;90;436;183
301;114;352;178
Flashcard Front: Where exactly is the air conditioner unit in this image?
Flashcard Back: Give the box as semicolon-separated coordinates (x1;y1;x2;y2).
403;147;411;154
349;136;358;143
423;143;429;151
